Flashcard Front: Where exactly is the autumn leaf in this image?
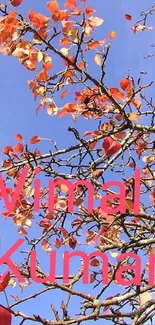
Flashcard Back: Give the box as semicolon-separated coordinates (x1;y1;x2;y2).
42;239;52;252
30;136;41;144
13;143;24;153
64;0;76;8
42;61;52;71
85;40;100;50
0;272;10;291
10;0;22;7
129;112;140;121
88;16;104;27
90;258;100;267
85;6;96;16
47;102;58;115
125;14;132;21
131;97;142;110
120;78;132;92
61;90;69;99
69;237;77;249
109;88;125;101
28;10;51;28
108;31;116;40
47;1;59;14
0;306;12;325
94;53;102;66
15;133;23;142
102;137;121;157
3;146;13;155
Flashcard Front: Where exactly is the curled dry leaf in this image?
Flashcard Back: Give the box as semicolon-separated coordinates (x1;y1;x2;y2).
88;16;104;27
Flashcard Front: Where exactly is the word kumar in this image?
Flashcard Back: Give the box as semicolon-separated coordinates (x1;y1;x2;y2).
0;167;141;214
1;239;155;285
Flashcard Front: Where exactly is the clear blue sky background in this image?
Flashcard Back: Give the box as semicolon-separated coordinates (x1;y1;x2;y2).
0;0;155;324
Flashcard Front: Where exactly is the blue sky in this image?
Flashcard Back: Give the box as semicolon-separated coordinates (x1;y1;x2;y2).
0;0;155;324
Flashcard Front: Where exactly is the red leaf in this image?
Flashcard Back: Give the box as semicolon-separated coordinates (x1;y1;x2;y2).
0;306;12;325
90;273;96;283
90;258;100;267
84;131;92;137
69;237;77;249
120;78;132;92
30;136;41;144
109;88;125;100
0;272;10;292
2;146;13;155
61;90;69;99
15;133;23;142
125;14;132;21
13;143;24;153
103;137;113;151
39;220;51;229
102;137;121;157
54;238;62;248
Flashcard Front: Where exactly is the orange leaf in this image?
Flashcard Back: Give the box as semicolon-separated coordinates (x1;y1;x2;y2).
131;97;142;110
120;78;132;92
37;69;48;82
13;143;24;153
30;136;41;144
85;6;96;16
64;0;76;8
108;31;116;40
61;90;69;99
52;9;69;22
3;146;13;155
15;133;23;142
86;40;99;50
109;88;125;100
129;113;140;121
29;9;50;28
0;272;10;291
90;258;100;267
60;37;70;46
47;1;59;14
42;61;52;71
